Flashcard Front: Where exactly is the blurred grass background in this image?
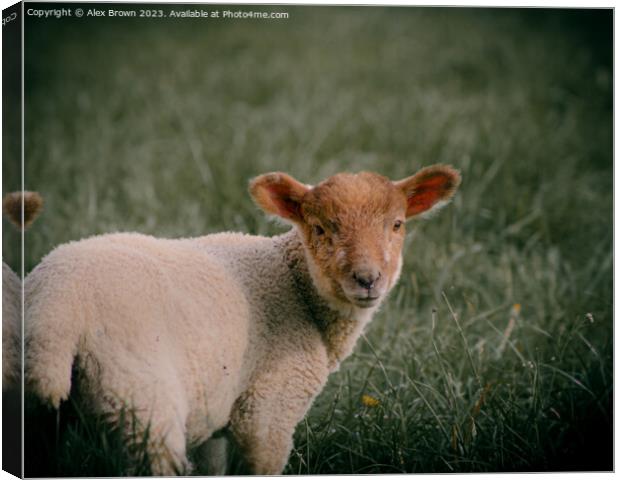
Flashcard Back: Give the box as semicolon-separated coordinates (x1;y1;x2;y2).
10;4;612;475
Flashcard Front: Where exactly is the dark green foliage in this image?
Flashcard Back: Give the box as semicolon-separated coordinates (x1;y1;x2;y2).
25;395;154;477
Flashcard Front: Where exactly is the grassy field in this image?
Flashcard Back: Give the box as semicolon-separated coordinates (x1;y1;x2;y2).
11;5;612;475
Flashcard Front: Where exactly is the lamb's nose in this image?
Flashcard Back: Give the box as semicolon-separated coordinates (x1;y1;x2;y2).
353;269;381;290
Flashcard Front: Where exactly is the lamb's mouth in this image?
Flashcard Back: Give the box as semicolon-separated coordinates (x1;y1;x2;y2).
351;295;380;308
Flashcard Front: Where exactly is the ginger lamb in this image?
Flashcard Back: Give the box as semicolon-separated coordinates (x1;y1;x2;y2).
25;165;460;475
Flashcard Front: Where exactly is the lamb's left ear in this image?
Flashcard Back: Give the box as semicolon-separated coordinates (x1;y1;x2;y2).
249;172;310;223
394;165;461;218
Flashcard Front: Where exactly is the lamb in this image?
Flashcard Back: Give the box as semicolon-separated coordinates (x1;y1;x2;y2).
25;165;460;475
3;191;43;389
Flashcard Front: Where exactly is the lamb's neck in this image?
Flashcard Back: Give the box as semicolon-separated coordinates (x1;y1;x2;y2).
275;229;378;370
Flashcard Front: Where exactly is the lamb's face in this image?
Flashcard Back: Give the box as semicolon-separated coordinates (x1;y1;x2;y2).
297;173;406;308
250;165;461;310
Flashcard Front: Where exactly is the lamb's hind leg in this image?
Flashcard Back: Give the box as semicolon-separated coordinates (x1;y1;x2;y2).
195;432;229;475
94;374;191;476
141;413;190;476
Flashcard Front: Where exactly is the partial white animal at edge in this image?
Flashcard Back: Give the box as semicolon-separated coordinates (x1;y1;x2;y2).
3;191;43;390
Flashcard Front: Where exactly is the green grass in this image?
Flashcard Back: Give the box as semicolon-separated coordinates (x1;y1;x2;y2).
24;395;155;477
11;6;612;475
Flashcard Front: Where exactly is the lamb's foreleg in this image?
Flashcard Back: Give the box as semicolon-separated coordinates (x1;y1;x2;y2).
229;358;328;475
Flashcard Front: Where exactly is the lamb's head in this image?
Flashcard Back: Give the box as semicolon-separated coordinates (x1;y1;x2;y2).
250;165;461;310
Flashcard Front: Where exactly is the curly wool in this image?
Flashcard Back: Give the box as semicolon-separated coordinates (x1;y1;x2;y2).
25;229;371;474
24;166;460;475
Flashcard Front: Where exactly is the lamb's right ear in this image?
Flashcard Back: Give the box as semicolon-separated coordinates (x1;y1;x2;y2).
249;172;310;222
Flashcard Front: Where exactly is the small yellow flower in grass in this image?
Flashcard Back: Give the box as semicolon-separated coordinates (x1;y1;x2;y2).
361;394;380;407
512;303;521;315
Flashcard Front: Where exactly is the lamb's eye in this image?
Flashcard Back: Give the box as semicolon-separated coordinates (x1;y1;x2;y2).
393;220;403;232
313;225;325;236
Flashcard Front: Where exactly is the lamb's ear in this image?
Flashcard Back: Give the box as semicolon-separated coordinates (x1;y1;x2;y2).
249;172;310;222
2;191;43;229
394;165;461;218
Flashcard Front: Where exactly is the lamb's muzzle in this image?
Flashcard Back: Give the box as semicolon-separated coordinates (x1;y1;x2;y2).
25;165;460;475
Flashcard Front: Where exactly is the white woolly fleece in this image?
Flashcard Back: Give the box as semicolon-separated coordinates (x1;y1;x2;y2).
3;262;21;389
25;228;385;475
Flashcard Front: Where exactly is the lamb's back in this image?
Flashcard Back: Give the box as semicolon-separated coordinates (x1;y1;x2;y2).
26;232;252;431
